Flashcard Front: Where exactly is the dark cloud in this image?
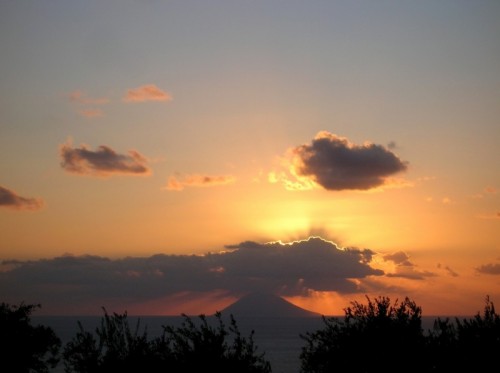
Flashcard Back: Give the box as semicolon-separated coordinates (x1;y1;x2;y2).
0;237;384;314
383;251;436;280
437;263;459;277
387;141;398;150
289;132;408;191
60;141;151;176
383;251;413;267
0;185;43;210
476;262;500;275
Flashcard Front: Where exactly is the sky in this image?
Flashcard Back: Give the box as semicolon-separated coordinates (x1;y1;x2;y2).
1;0;499;317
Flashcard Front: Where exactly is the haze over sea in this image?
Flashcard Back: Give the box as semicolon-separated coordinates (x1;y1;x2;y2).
34;315;441;373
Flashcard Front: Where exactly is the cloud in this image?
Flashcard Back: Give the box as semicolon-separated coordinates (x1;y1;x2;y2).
278;132;408;191
0;237;385;314
166;174;236;191
68;91;110;105
59;140;151;177
387;141;398;150
436;263;459;277
476;262;500;275
383;251;436;280
383;251;413;266
0;186;43;211
484;186;498;194
123;84;172;103
78;108;103;118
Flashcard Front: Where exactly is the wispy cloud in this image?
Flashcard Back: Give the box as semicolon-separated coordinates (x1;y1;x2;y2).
438;264;459;277
68;90;109;118
484;186;498;195
0;186;43;211
123;84;172;103
166;174;236;191
78;108;104;118
274;132;408;191
68;91;110;105
59;140;151;177
0;237;386;314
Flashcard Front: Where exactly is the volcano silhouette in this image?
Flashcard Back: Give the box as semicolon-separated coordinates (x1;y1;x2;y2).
220;292;320;318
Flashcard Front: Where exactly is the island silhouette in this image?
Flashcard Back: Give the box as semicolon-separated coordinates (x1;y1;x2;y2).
220;292;320;318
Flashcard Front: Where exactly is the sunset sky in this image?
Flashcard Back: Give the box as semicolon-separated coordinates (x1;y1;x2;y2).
1;1;499;317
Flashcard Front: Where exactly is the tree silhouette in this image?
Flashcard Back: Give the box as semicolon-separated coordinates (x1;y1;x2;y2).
63;309;271;373
63;308;152;372
428;295;500;371
300;295;426;373
0;302;61;373
154;312;271;373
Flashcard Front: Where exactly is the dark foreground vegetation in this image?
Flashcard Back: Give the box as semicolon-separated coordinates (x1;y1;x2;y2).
1;296;499;373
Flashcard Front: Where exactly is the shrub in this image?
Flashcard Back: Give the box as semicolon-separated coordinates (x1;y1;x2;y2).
0;302;61;373
300;296;426;373
63;309;271;373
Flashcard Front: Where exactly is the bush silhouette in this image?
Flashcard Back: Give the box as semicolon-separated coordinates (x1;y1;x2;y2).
300;296;427;373
154;311;271;373
427;295;500;371
63;308;152;372
300;295;500;373
0;302;61;373
63;309;271;373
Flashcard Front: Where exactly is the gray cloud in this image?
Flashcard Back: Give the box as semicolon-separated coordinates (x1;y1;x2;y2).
60;141;151;176
289;132;408;191
476;262;500;275
437;263;459;277
383;251;436;280
0;185;43;210
0;237;384;314
383;251;413;267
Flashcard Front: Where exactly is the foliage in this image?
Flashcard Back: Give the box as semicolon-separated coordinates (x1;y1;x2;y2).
155;311;271;373
299;296;426;373
63;309;271;373
63;308;152;372
0;302;61;373
300;295;500;373
428;295;500;371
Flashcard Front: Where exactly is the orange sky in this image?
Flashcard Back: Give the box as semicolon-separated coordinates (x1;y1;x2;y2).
1;1;499;316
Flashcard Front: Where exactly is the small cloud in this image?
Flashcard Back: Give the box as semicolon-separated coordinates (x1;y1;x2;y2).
383;251;413;266
382;251;436;280
476;262;500;275
166;174;236;191
484;186;498;194
79;108;103;118
437;263;459;277
387;141;397;150
68;90;109;119
59;140;151;177
0;186;43;211
444;266;459;277
123;84;172;103
68;91;110;105
442;197;452;204
277;132;408;191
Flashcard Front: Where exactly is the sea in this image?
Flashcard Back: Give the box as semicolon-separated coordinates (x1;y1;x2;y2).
33;315;440;373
